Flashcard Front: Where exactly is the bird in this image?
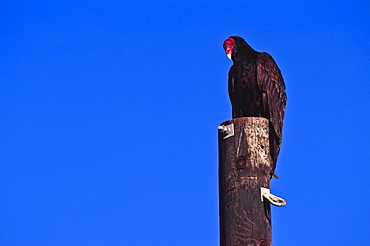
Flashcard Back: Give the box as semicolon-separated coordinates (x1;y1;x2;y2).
223;36;287;178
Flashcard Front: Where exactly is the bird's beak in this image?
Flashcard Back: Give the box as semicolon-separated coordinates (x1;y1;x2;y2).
225;48;233;60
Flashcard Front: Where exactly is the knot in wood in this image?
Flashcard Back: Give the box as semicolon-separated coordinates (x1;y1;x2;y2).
236;156;246;169
258;240;271;246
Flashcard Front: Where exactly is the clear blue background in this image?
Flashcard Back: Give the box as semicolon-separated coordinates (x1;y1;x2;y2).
1;1;369;245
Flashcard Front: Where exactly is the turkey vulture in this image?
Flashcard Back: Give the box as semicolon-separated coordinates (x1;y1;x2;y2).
223;36;287;177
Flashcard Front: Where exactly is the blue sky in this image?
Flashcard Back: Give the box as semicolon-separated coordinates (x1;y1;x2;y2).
1;1;369;245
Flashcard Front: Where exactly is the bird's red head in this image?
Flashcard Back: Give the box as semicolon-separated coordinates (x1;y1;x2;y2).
223;38;235;60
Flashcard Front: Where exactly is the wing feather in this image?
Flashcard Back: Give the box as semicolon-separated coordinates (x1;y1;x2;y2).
257;53;287;169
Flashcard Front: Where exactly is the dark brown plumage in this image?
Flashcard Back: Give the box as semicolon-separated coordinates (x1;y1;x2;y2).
223;36;287;177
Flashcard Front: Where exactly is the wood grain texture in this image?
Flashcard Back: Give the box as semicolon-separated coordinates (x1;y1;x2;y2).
219;117;272;246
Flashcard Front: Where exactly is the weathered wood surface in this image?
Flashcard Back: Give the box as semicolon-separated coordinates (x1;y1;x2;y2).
219;117;272;246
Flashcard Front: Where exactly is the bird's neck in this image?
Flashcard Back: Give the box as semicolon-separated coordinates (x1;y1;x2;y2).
233;52;257;64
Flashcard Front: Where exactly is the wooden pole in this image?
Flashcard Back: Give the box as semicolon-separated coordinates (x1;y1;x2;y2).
218;117;272;246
